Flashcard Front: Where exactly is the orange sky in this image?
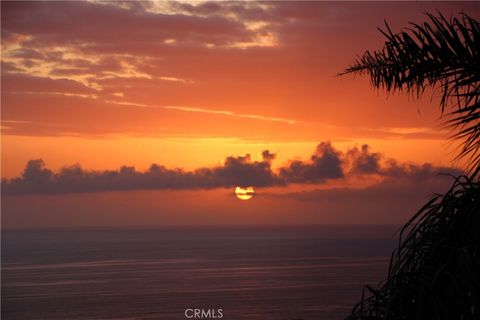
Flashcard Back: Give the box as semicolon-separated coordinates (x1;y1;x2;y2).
1;1;478;227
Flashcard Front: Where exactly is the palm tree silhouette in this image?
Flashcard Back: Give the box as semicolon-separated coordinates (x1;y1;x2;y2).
342;12;480;320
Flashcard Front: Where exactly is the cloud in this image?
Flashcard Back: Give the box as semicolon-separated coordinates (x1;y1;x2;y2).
1;0;276;67
381;160;461;182
2;142;462;195
163;105;296;124
343;144;462;179
2;152;282;195
1;1;277;103
2;73;96;95
347;144;382;174
3;1;479;139
279;141;344;183
269;146;463;223
1;1;253;48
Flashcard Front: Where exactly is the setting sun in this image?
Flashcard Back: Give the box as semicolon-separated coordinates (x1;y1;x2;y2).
235;186;255;200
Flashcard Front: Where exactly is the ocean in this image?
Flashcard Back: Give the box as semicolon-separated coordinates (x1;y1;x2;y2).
2;225;398;320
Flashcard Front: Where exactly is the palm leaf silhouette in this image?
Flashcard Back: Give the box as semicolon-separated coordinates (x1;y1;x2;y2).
342;12;480;177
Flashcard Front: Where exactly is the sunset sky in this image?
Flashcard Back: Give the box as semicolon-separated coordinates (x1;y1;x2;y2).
2;1;479;228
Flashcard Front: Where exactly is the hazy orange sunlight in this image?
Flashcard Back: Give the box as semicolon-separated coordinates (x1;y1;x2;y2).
2;1;477;227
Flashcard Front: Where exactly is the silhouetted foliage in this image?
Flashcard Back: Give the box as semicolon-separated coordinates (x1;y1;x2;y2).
347;177;480;320
343;12;480;320
343;12;480;178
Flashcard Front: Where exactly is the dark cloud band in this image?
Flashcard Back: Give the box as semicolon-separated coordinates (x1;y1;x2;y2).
2;142;462;195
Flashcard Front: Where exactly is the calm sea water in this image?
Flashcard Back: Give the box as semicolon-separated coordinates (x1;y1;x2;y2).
2;225;398;320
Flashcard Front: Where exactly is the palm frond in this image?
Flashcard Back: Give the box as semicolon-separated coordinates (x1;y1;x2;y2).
342;12;480;177
347;177;480;320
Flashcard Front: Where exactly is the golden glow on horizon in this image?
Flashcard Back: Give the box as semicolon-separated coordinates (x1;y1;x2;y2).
235;186;254;200
1;135;461;179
